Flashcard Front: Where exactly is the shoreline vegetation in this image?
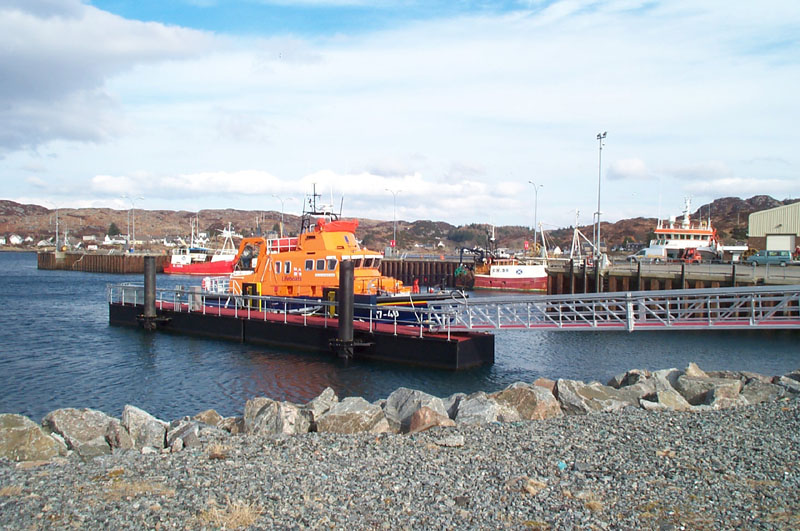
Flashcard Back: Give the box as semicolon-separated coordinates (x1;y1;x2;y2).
2;362;799;528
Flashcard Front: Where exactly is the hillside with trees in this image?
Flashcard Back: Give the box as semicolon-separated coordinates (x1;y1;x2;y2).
1;196;797;252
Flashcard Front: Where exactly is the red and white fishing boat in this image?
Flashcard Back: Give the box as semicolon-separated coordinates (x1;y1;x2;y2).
456;226;548;292
472;258;547;292
163;223;238;276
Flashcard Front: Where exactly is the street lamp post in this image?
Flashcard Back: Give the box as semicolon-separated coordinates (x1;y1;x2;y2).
528;180;542;254
46;201;60;250
385;189;401;255
122;194;144;251
271;194;286;237
595;131;607;257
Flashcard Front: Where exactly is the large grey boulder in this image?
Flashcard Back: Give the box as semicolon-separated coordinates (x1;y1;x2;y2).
740;380;787;405
303;388;339;431
218;416;244;434
316;397;390;434
121;405;168;450
167;421;200;451
442;393;466;420
774;376;800;394
490;382;562;420
781;369;800;383
675;375;742;405
0;414;63;462
41;408;115;457
706;370;772;384
105;419;134;450
640;387;693;411
607;369;651;389
383;387;449;433
454;392;521;425
555;380;638;415
244;397;312;436
652;368;682;390
244;397;272;432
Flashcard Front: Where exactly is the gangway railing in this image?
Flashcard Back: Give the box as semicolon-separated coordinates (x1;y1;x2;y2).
107;283;461;339
108;283;800;335
425;285;800;332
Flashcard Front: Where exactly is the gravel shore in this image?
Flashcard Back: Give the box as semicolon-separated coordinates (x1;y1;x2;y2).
2;396;798;530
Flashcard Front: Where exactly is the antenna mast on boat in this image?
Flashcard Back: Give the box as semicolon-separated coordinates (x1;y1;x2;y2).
570;210;582;260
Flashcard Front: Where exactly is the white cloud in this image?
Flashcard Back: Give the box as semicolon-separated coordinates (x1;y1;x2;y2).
684;177;796;197
0;1;215;153
668;161;734;181
607;158;652;180
25;176;48;188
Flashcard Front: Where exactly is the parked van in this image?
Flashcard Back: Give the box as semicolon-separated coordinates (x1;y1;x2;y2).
745;250;792;266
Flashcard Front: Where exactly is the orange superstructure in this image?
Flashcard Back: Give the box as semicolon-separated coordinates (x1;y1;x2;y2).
226;211;408;299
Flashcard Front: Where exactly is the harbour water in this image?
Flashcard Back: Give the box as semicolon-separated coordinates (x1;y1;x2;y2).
1;251;798;422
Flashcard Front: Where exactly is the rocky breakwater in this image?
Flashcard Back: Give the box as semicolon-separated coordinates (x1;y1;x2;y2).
1;363;798;528
1;363;799;459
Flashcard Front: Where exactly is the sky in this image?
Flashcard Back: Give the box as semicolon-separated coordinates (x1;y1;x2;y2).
1;0;798;230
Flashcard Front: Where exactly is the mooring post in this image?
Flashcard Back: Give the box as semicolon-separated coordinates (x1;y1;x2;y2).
680;263;686;290
142;255;157;330
636;261;642;291
569;259;575;294
582;260;588;294
594;262;600;293
335;260;355;359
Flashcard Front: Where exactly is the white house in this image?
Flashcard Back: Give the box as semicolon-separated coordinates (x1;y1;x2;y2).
103;234;127;245
8;234;23;245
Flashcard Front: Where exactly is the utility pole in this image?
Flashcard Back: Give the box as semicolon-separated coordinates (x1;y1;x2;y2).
385;188;401;255
595;131;607;257
122;194;144;251
272;194;286;237
528;180;542;254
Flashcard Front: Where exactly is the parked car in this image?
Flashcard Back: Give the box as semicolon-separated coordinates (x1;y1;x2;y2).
745;250;792;266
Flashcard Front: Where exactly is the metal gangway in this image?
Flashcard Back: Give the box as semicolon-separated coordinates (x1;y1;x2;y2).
426;285;800;332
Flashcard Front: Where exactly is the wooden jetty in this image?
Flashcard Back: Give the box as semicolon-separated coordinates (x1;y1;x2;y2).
38;251;170;273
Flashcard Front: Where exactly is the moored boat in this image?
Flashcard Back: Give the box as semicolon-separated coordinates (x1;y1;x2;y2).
472;258;547;292
455;226;548;293
164;223;238;276
202;191;458;309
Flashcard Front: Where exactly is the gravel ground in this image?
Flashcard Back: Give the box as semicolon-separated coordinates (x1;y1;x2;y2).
1;396;799;530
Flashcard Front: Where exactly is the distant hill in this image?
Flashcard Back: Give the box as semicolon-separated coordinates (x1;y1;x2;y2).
1;196;797;251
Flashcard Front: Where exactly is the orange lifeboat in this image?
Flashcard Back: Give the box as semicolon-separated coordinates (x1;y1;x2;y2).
226;208;408;299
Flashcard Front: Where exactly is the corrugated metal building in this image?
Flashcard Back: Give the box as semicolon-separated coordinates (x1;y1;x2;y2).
748;202;800;251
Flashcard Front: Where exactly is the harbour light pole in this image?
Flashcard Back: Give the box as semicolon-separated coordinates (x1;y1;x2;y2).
271;194;286;237
528;180;542;253
122;194;144;251
46;201;60;250
385;188;401;255
595;131;607;257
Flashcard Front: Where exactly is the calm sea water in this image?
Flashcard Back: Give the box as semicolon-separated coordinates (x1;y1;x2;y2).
0;251;797;422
